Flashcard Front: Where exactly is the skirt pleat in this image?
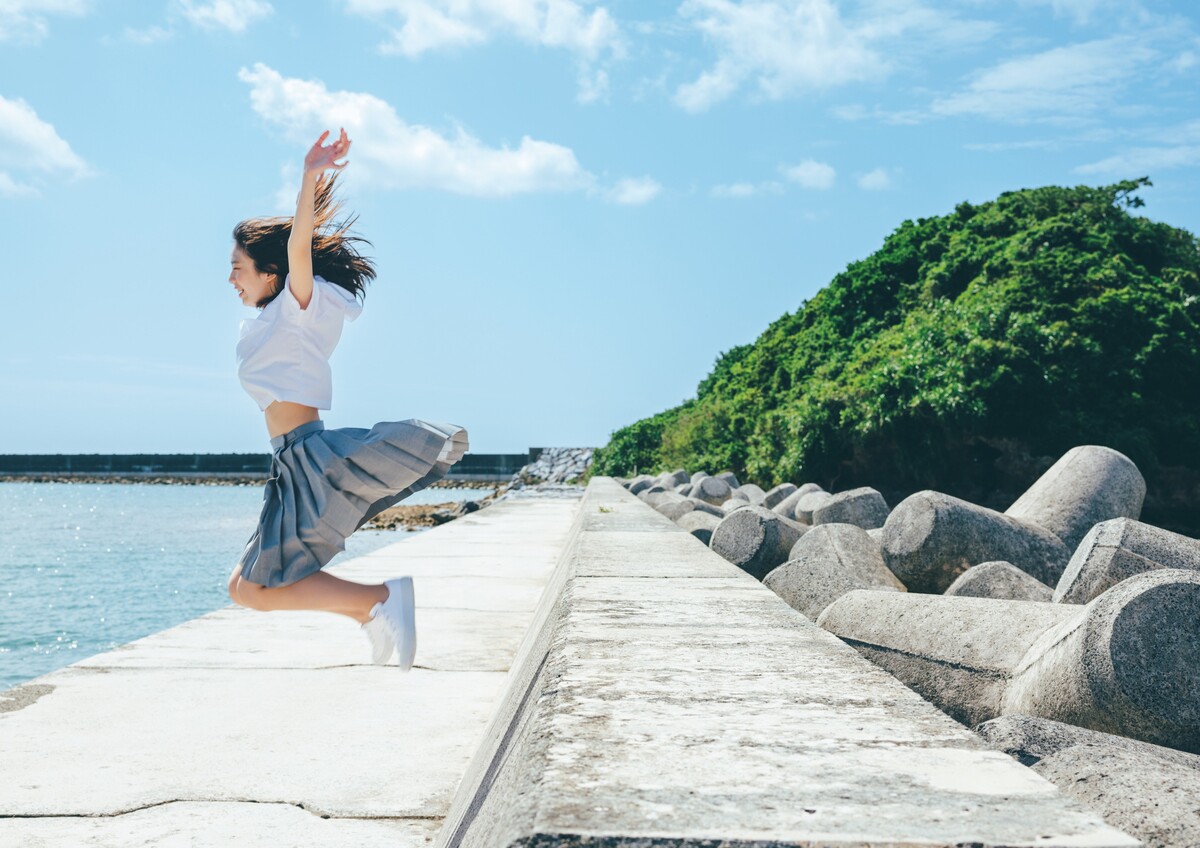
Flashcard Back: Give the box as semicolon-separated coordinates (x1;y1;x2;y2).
237;418;469;588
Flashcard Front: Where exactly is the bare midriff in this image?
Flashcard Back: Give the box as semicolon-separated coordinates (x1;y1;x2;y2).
265;400;321;440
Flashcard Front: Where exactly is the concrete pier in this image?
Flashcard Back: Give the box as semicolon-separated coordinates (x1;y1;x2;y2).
440;479;1134;847
0;491;582;847
2;479;1139;847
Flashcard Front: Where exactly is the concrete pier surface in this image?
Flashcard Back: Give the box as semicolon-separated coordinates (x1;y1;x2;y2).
0;489;583;848
441;479;1136;847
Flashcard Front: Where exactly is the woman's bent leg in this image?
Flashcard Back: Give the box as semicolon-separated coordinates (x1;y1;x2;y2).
233;570;389;623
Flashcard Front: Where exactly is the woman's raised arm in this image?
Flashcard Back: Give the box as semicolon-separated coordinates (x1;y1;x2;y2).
286;128;351;309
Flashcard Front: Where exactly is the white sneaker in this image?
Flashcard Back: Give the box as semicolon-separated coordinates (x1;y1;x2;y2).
360;601;395;665
377;576;417;671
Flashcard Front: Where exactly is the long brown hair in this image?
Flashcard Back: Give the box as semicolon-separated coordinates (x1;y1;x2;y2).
233;172;376;308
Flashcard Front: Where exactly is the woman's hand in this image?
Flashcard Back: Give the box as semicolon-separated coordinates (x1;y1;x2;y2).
303;128;351;176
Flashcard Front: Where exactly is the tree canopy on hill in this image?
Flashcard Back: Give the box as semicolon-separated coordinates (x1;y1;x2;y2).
592;178;1200;524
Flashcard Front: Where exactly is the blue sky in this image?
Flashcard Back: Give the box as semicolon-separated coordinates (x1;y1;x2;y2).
2;0;1198;454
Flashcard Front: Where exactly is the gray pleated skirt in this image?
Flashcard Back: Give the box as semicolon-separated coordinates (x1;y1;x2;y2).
237;418;469;588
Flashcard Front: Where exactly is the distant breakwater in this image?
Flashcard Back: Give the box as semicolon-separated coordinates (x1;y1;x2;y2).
0;472;498;488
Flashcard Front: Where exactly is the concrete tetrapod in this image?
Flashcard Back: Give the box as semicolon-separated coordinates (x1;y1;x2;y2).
692;476;733;506
659;468;690;488
715;470;739;489
734;483;768;505
881;490;1071;593
710;505;809;580
771;483;824;521
818;569;1200;752
945;561;1053;602
761;483;798;510
978;715;1200;848
811;487;889;530
795;490;833;523
721;497;751;514
1006;445;1146;551
676;510;721;545
764;524;905;619
1055;517;1200;604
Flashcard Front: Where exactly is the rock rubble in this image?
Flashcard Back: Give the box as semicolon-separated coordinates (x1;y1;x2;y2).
509;447;593;486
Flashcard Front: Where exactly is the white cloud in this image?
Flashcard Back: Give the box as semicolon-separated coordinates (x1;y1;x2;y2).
0;0;87;44
1017;0;1139;26
710;180;784;198
344;0;622;101
239;63;596;197
347;0;620;57
605;176;661;204
1075;145;1200;175
0;171;37;196
675;0;996;113
782;158;834;189
0;94;89;195
857;167;894;190
931;37;1157;123
122;23;172;44
577;67;609;104
676;0;880;112
178;0;271;33
833;102;924;125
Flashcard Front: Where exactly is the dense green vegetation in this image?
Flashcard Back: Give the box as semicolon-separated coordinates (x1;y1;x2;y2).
593;179;1200;524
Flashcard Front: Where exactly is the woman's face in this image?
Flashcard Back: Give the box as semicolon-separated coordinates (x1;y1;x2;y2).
229;244;278;307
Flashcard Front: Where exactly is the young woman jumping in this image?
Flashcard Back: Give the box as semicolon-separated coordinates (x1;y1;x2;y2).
226;128;468;670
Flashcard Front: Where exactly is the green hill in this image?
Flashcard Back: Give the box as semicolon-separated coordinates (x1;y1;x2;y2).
593;178;1200;531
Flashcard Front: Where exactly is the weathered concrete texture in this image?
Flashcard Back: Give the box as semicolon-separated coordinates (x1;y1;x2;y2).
715;471;740;489
0;495;582;846
881;490;1071;594
659;468;690;488
764;524;904;619
1055;517;1200;604
685;498;724;518
626;476;653;495
945;561;1054;601
819;591;1073;728
689;471;709;484
819;569;1200;752
692;475;733;505
438;478;1136;848
676;510;721;545
770;486;815;520
720;497;750;514
794;489;833;523
761;482;798;510
1006;445;1146;551
655;498;697;521
979;715;1200;848
977;714;1200;771
709;505;809;580
811;486;890;530
733;483;767;504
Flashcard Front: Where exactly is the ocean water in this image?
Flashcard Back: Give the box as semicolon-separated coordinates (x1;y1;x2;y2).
0;482;491;692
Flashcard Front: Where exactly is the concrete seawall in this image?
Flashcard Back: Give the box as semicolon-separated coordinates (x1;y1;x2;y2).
2;479;1138;846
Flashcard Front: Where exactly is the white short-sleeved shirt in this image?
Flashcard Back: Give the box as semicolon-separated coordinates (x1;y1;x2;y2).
236;274;363;411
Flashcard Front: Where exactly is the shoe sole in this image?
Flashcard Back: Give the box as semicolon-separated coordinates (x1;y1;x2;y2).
394;576;417;672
